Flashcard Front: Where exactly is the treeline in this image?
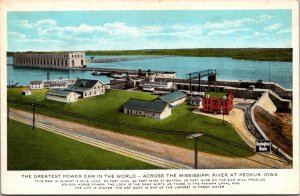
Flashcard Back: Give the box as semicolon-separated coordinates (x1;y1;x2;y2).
86;48;292;62
7;48;293;62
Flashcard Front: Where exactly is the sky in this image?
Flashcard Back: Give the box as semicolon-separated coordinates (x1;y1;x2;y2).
7;10;292;51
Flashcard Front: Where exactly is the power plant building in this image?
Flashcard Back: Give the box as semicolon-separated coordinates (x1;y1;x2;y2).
13;51;86;68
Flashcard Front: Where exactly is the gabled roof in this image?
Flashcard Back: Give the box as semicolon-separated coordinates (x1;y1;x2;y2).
189;96;202;101
123;99;169;113
47;89;79;97
30;80;43;85
158;90;187;103
66;79;104;92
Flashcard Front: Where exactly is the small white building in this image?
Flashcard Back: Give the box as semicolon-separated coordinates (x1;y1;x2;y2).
66;79;105;98
22;90;32;96
188;96;202;107
47;89;80;103
44;79;78;89
157;90;187;107
30;81;44;90
141;81;173;92
123;99;172;119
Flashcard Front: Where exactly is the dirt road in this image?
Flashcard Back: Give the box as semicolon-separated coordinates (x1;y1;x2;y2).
9;108;291;169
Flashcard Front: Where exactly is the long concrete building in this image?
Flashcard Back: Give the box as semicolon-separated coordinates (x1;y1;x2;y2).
13;51;86;68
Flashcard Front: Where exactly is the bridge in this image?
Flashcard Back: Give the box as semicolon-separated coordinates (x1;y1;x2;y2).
184;69;217;92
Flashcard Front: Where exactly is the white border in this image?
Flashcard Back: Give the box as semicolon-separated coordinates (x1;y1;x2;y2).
1;0;299;194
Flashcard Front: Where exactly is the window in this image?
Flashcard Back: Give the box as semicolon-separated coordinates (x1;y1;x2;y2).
85;93;87;96
90;92;91;95
94;91;96;95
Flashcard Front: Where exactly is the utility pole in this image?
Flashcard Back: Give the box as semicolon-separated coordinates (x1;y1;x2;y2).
189;73;192;93
32;103;35;130
187;133;204;169
221;107;224;124
198;73;201;93
269;64;271;82
194;137;198;169
7;107;9;124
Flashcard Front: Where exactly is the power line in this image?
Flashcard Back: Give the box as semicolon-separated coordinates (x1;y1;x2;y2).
197;138;278;169
8;99;289;166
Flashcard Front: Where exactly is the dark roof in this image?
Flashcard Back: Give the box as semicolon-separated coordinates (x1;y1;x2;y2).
189;96;202;101
66;79;103;92
123;99;169;113
30;80;43;85
47;89;78;97
158;90;187;103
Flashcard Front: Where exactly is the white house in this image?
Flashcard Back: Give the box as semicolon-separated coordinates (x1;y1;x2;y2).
30;81;44;90
47;89;80;103
188;96;202;107
66;79;105;98
22;90;32;96
123;99;172;119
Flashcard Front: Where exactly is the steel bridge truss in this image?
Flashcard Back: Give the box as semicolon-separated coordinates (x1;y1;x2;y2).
184;69;217;93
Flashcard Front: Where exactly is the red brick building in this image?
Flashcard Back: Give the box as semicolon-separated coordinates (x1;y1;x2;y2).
202;90;233;115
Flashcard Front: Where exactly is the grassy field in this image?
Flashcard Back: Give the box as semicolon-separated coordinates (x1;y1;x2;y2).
8;48;292;62
8;120;159;170
8;88;255;157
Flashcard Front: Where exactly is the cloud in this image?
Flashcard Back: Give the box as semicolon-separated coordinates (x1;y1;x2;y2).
254;32;267;37
16;19;203;41
8;31;27;39
19;19;56;29
36;19;57;28
204;19;252;29
208;28;253;36
264;23;282;32
203;14;272;30
276;29;291;34
19;20;35;29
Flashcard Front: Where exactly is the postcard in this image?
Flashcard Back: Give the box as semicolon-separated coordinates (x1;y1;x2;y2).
1;0;299;194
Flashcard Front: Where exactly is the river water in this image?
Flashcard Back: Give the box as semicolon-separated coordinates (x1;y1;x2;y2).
7;56;292;89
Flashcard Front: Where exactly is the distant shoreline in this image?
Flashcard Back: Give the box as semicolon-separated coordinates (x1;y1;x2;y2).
7;48;292;62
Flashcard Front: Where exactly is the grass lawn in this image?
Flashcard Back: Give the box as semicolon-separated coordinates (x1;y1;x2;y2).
8;87;255;157
7;120;160;170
